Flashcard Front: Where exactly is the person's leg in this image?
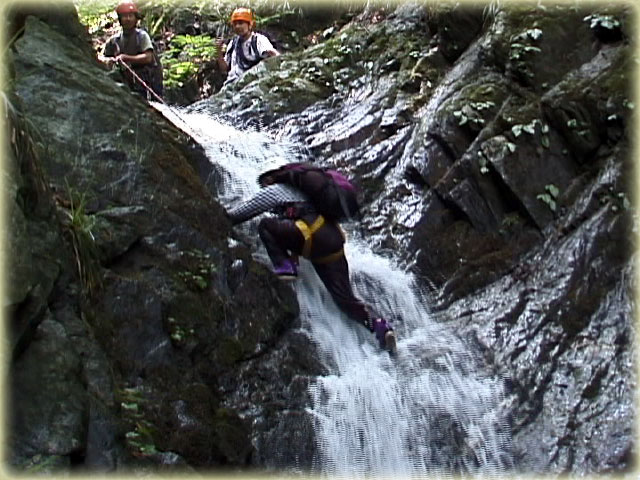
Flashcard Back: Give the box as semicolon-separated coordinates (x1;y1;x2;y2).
310;223;396;351
258;217;304;277
313;258;396;351
312;257;372;330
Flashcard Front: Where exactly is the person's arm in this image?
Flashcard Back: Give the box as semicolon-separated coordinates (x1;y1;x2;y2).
226;184;309;225
119;50;154;65
256;34;279;59
216;38;229;72
98;38;119;67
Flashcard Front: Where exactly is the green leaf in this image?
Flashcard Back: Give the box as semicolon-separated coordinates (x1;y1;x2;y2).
512;125;523;137
541;135;550;148
194;275;208;290
537;193;556;212
546;184;560;198
121;402;139;412
527;28;543;40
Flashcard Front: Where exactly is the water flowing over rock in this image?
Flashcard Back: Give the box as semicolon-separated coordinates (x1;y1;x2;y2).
197;4;635;472
5;0;635;476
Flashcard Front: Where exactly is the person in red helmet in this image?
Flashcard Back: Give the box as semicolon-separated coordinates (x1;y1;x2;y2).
99;1;163;99
216;7;279;86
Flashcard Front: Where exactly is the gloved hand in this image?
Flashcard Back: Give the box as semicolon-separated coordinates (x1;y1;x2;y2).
257;172;275;187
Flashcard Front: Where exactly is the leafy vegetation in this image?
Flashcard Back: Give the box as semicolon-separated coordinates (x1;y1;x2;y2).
537;184;559;212
167;316;195;344
118;386;160;458
584;13;621;31
161;34;219;88
62;182;102;295
453;100;495;127
178;248;217;291
509;27;543;81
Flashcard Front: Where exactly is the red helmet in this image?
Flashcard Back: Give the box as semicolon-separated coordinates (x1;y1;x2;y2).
230;7;254;27
116;1;138;15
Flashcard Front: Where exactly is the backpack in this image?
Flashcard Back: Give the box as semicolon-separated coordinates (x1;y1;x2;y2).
227;30;282;71
258;163;360;222
229;34;261;70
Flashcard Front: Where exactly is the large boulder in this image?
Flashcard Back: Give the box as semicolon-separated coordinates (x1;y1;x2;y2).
7;9;324;473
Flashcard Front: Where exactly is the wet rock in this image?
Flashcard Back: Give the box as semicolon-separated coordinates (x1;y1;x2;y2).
425;3;484;63
192;2;634;475
8;9;322;473
6;0;635;476
10;317;89;465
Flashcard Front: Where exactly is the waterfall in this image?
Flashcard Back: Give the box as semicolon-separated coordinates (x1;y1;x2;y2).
155;104;514;478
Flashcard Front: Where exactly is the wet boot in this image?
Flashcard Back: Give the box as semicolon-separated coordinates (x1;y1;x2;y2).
273;258;298;281
373;318;397;354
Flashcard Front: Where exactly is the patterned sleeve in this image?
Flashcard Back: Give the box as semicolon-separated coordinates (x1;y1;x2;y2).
226;184;309;225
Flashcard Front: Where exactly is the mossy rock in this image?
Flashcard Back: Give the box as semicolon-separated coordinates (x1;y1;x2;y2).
213;408;253;464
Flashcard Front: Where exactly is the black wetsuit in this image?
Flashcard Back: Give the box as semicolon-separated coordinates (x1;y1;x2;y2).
227;184;375;331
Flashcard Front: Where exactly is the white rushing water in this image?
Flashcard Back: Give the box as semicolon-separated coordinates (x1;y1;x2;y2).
156;104;513;478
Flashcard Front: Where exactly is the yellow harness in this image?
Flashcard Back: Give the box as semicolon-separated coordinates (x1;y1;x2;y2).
295;215;345;264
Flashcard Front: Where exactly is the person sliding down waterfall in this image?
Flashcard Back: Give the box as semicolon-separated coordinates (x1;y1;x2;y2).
226;163;397;354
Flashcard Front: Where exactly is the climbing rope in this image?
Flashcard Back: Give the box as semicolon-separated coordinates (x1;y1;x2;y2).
116;58;165;103
115;58;194;133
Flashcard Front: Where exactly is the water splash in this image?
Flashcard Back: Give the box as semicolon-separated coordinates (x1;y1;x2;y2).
154;104;513;478
300;242;513;478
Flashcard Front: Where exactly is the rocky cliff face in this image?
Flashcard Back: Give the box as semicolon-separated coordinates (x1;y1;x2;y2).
201;3;636;473
6;3;322;473
5;0;635;476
